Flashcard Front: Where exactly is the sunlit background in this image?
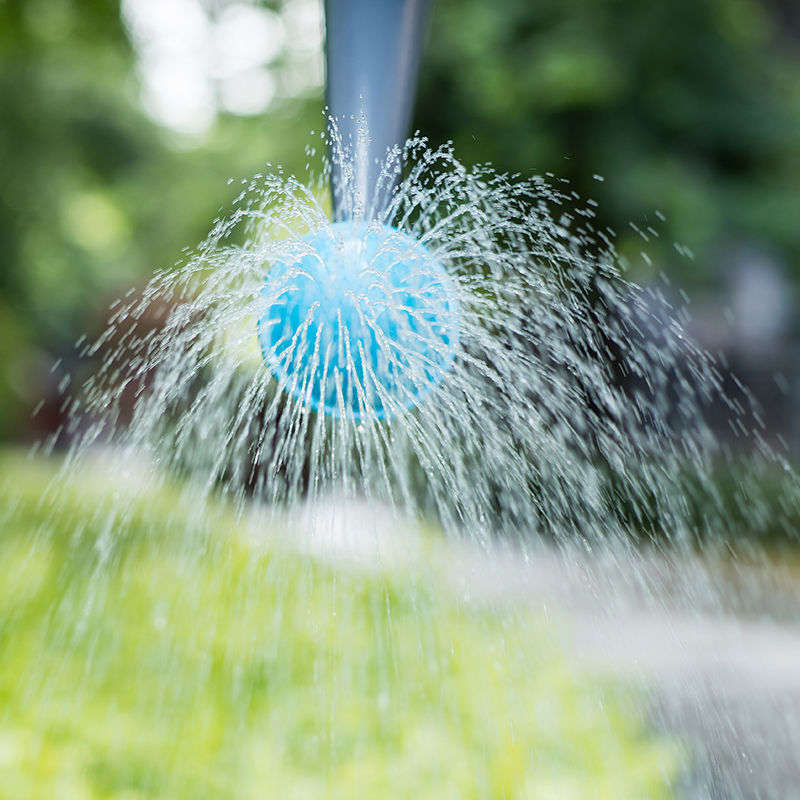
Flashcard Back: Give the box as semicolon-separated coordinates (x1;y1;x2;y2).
3;0;800;449
123;0;322;132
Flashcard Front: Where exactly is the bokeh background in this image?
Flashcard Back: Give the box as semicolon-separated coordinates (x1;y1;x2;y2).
2;0;800;447
3;4;800;795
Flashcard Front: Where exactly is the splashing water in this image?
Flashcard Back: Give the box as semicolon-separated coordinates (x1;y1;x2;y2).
16;130;800;798
57;132;792;545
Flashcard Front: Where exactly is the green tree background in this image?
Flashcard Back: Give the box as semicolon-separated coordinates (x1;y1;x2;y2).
418;0;800;288
2;0;799;440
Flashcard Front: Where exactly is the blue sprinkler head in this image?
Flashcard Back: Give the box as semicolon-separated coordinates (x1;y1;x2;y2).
258;0;455;419
258;221;458;419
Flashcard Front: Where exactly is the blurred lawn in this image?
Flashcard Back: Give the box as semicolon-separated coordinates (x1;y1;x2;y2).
0;451;678;798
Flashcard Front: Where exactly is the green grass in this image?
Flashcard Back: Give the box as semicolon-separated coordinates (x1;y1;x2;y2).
0;451;678;798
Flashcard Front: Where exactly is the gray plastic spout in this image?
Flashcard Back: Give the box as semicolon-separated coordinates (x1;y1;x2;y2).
324;0;431;221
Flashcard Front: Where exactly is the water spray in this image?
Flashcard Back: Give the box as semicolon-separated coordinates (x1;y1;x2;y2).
258;0;459;420
69;0;783;544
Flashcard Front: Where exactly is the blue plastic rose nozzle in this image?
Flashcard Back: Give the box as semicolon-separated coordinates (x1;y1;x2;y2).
259;0;459;420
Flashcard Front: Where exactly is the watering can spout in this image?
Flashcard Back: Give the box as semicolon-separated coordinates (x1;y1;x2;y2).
324;0;431;221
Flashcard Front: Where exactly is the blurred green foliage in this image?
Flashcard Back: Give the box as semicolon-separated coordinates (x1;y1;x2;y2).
2;0;800;440
417;0;800;285
0;451;679;797
0;0;320;439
